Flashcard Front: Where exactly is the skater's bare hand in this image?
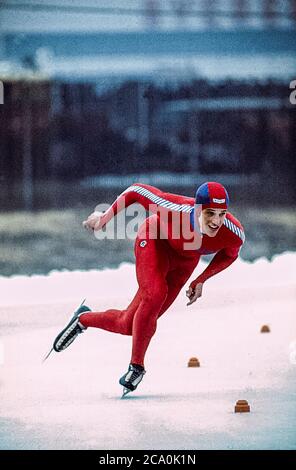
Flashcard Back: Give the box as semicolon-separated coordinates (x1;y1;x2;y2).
186;283;203;306
82;211;104;232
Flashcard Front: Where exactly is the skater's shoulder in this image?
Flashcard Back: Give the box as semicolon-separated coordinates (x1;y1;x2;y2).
222;211;245;245
126;182;195;206
225;211;244;230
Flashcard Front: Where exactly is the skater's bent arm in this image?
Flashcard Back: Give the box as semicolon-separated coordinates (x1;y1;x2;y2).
186;283;203;306
190;245;241;289
186;245;241;306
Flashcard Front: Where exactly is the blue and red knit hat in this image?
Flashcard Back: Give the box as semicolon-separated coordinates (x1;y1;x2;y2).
195;182;229;210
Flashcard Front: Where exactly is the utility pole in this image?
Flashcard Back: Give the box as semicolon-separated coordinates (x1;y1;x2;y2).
22;83;33;210
137;81;149;149
291;0;296;24
144;0;159;29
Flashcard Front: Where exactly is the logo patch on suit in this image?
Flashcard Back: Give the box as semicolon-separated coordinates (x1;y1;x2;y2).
212;198;225;204
140;240;147;247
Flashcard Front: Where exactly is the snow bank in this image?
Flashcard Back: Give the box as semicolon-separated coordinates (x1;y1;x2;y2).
0;251;294;307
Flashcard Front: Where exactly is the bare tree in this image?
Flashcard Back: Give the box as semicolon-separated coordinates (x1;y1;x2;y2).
291;0;296;24
262;0;278;26
144;0;160;28
233;0;249;21
170;1;194;24
203;0;217;26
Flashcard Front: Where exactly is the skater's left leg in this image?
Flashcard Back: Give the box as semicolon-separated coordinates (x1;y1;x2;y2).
129;245;173;366
129;252;199;365
130;280;168;366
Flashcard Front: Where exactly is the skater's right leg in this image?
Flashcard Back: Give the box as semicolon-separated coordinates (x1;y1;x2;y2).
53;303;91;352
78;288;142;336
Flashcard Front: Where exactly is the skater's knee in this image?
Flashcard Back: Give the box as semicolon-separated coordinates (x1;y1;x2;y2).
120;322;133;336
118;310;133;335
141;284;168;308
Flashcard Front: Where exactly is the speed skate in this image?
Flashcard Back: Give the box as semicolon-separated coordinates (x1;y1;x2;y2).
119;363;146;398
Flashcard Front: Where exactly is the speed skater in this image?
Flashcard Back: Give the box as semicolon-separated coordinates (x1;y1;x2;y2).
52;181;245;396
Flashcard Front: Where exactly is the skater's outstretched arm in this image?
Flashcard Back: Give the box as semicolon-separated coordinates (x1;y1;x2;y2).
83;183;194;232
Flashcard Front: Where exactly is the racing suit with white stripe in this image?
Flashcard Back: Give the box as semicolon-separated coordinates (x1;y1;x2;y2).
80;183;245;366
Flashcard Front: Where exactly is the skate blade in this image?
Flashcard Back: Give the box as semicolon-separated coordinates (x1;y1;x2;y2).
121;387;132;398
42;347;54;363
78;298;86;309
66;298;87;323
42;299;86;364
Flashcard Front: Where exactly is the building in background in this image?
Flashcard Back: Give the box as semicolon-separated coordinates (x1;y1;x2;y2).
0;1;295;208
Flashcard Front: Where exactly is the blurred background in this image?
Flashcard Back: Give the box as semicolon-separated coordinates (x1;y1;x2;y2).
0;0;295;276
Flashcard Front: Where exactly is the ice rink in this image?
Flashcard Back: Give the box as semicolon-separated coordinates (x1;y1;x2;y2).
0;253;295;449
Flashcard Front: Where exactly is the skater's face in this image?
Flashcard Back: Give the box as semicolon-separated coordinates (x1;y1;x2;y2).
201;208;227;237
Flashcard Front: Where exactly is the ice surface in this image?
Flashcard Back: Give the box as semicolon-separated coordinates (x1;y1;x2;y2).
0;253;295;449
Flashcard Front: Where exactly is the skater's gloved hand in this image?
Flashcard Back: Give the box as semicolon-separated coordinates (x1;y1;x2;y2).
82;211;104;232
186;283;203;306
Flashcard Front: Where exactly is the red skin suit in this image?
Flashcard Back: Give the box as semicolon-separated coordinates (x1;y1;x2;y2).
80;183;245;366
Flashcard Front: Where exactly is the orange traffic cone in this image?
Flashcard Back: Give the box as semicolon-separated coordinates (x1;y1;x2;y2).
187;357;200;367
235;400;250;413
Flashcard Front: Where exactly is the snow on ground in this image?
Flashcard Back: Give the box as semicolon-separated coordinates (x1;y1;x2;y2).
0;253;295;450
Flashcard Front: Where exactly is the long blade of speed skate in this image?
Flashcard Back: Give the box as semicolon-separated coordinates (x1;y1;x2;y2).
42;299;87;363
42;347;54;363
121;387;132;398
78;298;86;309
